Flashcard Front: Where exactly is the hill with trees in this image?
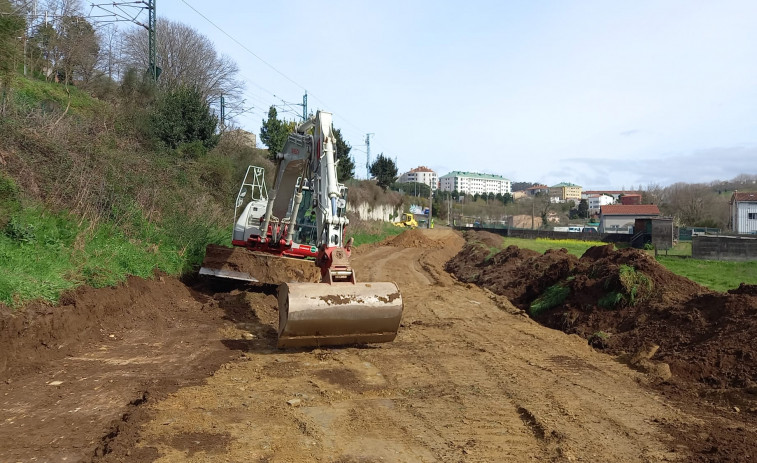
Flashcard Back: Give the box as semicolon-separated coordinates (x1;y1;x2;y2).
0;1;404;307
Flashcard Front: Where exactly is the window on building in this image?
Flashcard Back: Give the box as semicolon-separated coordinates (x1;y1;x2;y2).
749;212;757;220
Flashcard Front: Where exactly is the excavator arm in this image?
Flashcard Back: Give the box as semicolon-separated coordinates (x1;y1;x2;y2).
261;111;403;347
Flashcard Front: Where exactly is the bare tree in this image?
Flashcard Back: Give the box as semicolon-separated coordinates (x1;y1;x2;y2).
120;18;243;110
661;183;727;228
57;15;99;84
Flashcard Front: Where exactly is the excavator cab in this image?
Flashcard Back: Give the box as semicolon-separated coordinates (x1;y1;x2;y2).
201;110;403;348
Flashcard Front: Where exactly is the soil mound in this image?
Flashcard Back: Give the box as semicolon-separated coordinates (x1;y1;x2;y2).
0;275;209;379
385;229;445;249
447;239;757;389
201;244;320;284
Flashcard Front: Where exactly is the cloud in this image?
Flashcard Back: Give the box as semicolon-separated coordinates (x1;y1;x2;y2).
620;129;641;137
547;145;757;189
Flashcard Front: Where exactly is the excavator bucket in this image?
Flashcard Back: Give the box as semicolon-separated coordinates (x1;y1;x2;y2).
277;281;403;348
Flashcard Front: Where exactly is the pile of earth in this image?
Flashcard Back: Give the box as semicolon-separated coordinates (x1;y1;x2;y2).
446;230;757;390
201;244;320;284
384;228;445;249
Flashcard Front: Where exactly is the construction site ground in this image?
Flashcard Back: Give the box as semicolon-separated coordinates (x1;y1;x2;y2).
1;228;756;462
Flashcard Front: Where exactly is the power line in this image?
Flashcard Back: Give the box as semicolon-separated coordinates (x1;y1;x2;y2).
178;0;307;93
175;0;389;157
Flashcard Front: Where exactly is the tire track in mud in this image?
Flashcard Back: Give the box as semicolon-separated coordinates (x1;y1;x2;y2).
359;234;685;462
80;229;689;462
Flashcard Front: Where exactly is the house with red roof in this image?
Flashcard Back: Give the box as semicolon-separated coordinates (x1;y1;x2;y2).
731;192;757;234
599;204;661;233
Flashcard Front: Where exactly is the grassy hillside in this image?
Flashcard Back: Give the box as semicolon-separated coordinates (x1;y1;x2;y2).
0;76;267;306
0;75;406;307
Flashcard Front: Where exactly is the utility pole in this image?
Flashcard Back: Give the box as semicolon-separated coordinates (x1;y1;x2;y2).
365;133;374;179
302;91;307;121
220;94;225;130
148;0;157;80
428;182;433;229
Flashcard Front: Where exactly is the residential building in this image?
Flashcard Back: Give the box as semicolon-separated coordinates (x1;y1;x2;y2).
731;192;757;234
599;204;661;233
398;166;438;191
549;182;582;203
582;190;639;201
587;194;615;214
439;171;512;196
525;184;549;196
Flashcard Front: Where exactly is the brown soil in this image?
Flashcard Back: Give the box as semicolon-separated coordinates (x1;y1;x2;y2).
447;230;757;461
1;228;756;462
201;244;320;283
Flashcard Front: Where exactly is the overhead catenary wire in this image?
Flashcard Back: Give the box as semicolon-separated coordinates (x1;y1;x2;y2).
174;0;397;158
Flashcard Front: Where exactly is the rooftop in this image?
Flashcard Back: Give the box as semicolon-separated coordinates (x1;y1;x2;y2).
732;192;757;203
408;166;435;173
584;190;639;195
440;171;510;181
601;204;661;216
551;182;582;188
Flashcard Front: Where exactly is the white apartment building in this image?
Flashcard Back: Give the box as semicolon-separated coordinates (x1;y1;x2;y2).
398;166;438;191
587;194;615;214
438;171;512;196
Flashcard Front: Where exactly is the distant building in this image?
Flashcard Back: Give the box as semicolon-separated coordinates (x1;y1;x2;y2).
525;184;550;196
731;192;757;234
587;194;615;214
398;166;438;191
223;129;257;148
582;190;639;201
620;194;642;205
439;171;512;196
549;182;582;203
599;204;661;233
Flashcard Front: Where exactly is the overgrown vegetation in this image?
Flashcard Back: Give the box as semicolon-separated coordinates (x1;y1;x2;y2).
617;265;653;305
346;219;404;247
529;283;570;316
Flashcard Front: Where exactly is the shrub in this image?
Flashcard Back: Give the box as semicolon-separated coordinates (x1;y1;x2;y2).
149;86;219;154
0;172;20;227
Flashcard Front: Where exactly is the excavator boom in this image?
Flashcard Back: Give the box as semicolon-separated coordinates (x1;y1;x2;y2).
202;111;403;347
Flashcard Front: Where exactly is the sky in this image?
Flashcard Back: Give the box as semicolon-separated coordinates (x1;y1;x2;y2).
143;0;756;189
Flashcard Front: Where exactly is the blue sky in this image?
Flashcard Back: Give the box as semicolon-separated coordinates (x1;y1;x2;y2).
150;0;757;189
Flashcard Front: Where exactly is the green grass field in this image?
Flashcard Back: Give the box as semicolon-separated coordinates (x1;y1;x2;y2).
500;237;607;257
654;256;757;292
494;237;754;292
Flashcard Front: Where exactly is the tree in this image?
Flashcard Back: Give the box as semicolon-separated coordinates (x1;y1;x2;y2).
577;199;589;218
57;15;99;84
333;128;354;181
150;85;220;154
120;18;243;111
369;153;397;190
259;106;293;159
502;193;514;205
0;0;24;110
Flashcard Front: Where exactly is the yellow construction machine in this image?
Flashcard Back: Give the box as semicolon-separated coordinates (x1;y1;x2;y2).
393;212;418;229
200;111;403;348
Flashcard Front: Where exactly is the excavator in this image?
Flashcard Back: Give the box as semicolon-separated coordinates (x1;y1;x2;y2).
200;111;403;348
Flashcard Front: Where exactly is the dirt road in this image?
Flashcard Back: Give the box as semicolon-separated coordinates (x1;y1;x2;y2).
1;229;751;461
